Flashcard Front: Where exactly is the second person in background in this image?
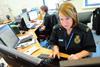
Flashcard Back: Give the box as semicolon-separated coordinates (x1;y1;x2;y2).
38;5;49;20
37;5;49;31
36;5;52;47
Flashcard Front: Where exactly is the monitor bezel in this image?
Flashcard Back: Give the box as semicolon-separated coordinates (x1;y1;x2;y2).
0;24;20;48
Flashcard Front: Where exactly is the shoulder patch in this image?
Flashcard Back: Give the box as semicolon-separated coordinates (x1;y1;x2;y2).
86;28;90;32
78;23;90;32
53;24;59;29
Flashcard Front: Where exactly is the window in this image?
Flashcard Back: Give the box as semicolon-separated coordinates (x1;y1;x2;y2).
84;0;100;8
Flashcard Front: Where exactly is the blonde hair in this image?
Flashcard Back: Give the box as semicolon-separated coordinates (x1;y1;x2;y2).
58;2;78;27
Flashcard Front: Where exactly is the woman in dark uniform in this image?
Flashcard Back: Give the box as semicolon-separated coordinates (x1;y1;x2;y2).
49;2;96;60
36;5;51;41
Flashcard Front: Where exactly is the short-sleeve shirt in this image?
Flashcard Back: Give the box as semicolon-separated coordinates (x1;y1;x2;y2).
49;23;96;54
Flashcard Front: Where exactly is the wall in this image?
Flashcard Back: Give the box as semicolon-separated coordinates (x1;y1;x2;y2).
0;0;10;19
0;0;97;20
0;0;43;20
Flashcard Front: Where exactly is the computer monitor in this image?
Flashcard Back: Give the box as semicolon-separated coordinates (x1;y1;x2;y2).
21;12;38;29
0;44;43;67
15;14;29;31
22;8;27;13
0;24;19;48
21;12;30;24
28;10;38;21
19;17;29;31
0;38;6;46
15;15;22;24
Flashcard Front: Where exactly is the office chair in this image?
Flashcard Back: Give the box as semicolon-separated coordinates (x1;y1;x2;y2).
0;44;43;67
36;14;59;41
78;11;92;25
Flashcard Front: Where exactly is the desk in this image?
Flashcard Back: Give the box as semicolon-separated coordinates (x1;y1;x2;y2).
17;29;69;58
0;19;12;25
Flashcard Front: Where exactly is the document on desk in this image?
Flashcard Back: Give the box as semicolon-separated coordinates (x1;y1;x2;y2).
24;46;40;55
19;34;33;43
17;39;36;48
26;23;38;29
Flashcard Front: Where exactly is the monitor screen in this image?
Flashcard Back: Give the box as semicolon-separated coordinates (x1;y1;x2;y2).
0;44;43;67
19;17;29;31
15;16;22;24
28;10;38;21
0;24;19;48
0;38;6;46
21;12;30;24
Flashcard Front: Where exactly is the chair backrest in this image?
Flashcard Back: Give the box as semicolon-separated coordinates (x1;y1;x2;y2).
78;11;92;25
0;44;43;67
43;14;59;36
50;14;59;27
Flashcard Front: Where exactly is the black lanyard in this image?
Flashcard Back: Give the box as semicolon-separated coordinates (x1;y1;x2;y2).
65;32;74;50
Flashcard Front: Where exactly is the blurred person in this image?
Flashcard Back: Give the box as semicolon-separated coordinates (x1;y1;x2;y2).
36;5;51;47
38;5;49;20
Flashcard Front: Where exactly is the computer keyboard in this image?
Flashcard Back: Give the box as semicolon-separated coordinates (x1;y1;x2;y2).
26;23;36;29
38;54;49;59
24;46;40;55
38;54;54;64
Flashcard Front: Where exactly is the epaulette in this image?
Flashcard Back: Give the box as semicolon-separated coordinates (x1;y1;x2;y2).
53;24;64;32
78;23;90;32
53;24;60;29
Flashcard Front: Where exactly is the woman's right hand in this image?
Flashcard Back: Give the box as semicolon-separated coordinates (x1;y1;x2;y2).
49;45;60;59
40;25;46;31
39;24;46;31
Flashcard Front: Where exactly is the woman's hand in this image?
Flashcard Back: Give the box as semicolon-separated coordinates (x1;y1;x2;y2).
68;50;91;60
49;45;60;59
39;24;46;31
68;54;80;60
40;25;46;31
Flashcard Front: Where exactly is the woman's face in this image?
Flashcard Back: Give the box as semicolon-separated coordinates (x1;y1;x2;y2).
59;12;73;30
40;9;43;14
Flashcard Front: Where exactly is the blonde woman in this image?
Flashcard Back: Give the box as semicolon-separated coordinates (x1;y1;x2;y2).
49;2;96;60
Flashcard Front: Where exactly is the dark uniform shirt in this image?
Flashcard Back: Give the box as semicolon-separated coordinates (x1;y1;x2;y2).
49;23;96;55
35;13;50;39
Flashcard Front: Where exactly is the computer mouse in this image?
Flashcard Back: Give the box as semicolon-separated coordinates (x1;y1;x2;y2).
22;31;25;34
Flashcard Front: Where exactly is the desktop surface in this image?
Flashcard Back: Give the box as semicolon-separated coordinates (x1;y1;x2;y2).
60;57;100;67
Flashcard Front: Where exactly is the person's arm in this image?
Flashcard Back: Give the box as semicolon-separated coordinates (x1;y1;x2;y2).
39;15;49;31
49;27;60;58
68;50;91;60
51;45;60;58
40;25;46;31
68;27;96;60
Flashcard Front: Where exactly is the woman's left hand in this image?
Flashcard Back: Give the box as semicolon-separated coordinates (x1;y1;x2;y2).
68;54;80;60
